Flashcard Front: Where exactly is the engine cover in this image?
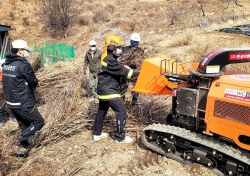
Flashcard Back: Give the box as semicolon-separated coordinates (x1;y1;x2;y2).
205;74;250;151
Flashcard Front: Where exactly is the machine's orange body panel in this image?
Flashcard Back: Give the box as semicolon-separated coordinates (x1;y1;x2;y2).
0;70;2;81
133;56;190;95
0;59;5;81
205;74;250;150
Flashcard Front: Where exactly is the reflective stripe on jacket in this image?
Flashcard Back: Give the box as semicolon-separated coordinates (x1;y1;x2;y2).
97;52;136;100
2;53;38;109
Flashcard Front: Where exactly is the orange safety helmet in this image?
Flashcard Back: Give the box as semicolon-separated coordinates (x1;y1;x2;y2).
101;36;122;60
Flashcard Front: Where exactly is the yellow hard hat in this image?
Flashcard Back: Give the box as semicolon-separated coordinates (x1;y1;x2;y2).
105;36;121;47
101;36;122;60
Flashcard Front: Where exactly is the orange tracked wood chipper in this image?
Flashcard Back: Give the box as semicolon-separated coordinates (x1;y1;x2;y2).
133;48;250;176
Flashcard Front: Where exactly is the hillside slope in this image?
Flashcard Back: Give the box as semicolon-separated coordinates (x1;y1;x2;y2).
0;0;250;175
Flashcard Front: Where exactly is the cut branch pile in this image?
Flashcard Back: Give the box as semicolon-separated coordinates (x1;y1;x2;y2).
0;58;172;175
119;47;146;69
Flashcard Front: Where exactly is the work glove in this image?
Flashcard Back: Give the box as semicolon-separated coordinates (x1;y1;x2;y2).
129;64;137;69
124;65;131;70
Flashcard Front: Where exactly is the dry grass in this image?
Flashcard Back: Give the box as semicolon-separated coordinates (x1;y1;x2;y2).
168;33;193;48
188;41;213;62
0;0;250;175
92;11;110;23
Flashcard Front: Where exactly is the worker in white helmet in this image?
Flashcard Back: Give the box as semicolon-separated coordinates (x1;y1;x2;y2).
121;33;145;108
123;33;141;52
2;39;45;157
83;40;102;103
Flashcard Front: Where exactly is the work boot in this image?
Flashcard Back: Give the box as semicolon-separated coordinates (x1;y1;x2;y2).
93;132;109;141
14;141;31;158
14;145;31;158
115;136;133;143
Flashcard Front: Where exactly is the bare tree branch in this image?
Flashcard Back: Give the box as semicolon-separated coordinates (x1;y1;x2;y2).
167;3;187;25
197;0;208;16
221;0;243;8
39;0;77;37
233;0;243;7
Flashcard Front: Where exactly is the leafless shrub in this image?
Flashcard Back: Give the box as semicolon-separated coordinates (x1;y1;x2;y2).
39;0;77;38
221;0;243;8
166;2;188;26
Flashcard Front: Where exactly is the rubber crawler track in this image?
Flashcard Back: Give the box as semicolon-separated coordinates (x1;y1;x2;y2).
141;124;250;176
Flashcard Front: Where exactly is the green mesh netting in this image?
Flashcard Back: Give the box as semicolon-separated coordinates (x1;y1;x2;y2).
34;42;75;66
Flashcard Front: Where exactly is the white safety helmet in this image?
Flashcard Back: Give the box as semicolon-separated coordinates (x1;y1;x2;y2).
89;40;96;46
12;39;33;51
130;33;140;42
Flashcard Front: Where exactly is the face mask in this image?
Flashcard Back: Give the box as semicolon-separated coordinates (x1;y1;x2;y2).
131;41;139;47
90;47;96;51
23;50;30;58
115;48;123;56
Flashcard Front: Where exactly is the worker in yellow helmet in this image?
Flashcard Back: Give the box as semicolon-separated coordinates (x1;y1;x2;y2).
101;36;121;61
93;36;139;143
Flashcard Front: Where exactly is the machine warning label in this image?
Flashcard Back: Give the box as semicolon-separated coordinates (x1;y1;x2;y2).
230;75;250;82
206;65;220;74
224;88;250;102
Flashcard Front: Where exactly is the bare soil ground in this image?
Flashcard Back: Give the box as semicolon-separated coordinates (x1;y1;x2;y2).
0;0;250;175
